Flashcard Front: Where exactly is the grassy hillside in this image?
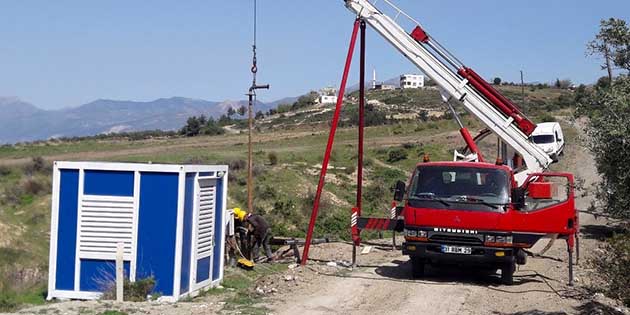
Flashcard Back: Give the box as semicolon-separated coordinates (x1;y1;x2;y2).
0;85;576;311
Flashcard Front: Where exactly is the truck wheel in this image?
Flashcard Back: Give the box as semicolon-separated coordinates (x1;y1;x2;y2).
500;262;515;285
411;257;425;278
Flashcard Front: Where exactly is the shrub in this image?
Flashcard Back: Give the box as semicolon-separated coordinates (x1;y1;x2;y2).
0;291;19;312
0;165;11;177
402;142;416;150
229;159;246;171
22;179;44;195
23;157;49;176
102;277;155;302
538;113;556;123
382;94;408;105
387;149;408;163
252;165;264;177
267;152;278;166
343;165;356;175
3;185;24;205
592;233;630;306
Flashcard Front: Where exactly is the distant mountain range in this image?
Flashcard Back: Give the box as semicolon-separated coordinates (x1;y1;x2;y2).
0;96;298;144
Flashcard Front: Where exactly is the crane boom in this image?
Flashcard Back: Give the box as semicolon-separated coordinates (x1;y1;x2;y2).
345;0;552;185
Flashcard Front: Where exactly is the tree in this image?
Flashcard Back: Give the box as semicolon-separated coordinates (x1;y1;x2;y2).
291;91;319;110
227;107;236;117
588;18;630;79
200;117;225;136
198;114;208;126
255;111;265;119
238;105;247;116
493;77;502;85
553;78;571;89
218;114;232;126
180;116;202;137
579;75;630;220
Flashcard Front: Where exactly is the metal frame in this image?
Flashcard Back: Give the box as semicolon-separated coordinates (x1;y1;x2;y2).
47;161;228;301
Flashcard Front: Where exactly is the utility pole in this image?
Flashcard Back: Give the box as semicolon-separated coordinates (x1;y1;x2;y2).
247;0;269;212
520;70;525;105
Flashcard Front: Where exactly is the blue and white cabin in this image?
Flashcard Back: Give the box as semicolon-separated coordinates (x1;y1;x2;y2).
47;161;228;301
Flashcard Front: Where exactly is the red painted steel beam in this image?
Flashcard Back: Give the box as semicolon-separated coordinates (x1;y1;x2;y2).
458;67;537;136
459;127;484;162
302;18;360;266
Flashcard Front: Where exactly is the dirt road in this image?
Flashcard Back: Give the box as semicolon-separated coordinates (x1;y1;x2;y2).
265;129;626;315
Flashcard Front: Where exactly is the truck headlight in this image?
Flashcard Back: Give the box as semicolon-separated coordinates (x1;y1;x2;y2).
417;230;428;238
404;229;417;237
485;235;496;243
496;235;513;244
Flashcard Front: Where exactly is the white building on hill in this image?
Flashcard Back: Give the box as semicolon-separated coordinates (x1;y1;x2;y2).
318;87;338;104
400;74;425;89
319;95;338;104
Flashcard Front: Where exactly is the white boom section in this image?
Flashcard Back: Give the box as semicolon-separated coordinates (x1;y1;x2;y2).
345;0;552;185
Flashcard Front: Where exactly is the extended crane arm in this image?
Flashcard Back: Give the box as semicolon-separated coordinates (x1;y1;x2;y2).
345;0;552;185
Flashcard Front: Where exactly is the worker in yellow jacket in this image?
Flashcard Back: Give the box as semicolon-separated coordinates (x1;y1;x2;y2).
234;208;274;263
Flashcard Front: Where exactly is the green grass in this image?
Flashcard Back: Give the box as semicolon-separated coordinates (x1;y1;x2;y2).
0;85;578;311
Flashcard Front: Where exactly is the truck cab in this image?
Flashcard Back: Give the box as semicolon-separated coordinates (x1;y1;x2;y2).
397;161;575;284
530;122;565;161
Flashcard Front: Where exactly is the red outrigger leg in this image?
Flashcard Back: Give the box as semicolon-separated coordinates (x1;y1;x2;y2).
302;18;361;266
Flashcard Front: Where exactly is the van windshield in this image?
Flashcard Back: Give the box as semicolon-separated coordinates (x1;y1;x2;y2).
531;135;555;144
407;165;509;212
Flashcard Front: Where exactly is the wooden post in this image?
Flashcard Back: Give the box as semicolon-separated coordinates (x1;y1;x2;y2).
116;242;124;302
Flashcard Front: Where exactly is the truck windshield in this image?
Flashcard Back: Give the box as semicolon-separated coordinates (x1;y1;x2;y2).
531;135;555;144
408;165;509;212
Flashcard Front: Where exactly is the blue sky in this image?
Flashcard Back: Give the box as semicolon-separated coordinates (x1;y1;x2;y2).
1;1;629;109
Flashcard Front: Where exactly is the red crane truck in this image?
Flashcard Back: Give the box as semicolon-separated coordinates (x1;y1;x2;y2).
302;0;579;286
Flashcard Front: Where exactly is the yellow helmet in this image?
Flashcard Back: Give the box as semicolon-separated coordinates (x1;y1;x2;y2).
233;208;247;221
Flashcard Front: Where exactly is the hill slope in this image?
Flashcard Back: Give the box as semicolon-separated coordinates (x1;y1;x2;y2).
0;97;288;144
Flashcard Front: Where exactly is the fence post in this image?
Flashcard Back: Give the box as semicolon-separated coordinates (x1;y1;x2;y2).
116;242;124;302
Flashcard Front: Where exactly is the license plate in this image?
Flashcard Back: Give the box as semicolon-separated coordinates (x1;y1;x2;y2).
441;245;472;255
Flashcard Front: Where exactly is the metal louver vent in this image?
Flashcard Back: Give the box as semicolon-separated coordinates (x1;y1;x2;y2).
78;195;135;260
196;178;216;259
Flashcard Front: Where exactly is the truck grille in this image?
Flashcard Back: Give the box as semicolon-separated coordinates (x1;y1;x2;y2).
429;234;483;245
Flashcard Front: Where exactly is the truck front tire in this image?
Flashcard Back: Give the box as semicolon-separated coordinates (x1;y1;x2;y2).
501;262;515;285
411;257;425;278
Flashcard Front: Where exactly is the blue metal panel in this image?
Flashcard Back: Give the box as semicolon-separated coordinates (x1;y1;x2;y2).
179;173;195;294
84;170;134;197
212;178;224;281
79;259;130;292
198;172;214;177
136;172;179;296
196;257;211;283
55;169;79;291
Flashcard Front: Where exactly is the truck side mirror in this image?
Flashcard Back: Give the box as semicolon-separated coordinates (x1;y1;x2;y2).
393;180;406;202
511;187;526;210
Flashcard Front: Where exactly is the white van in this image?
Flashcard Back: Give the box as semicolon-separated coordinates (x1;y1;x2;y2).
530;122;565;161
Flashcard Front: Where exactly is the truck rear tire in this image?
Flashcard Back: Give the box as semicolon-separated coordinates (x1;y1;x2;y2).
411;257;425;278
501;262;515;285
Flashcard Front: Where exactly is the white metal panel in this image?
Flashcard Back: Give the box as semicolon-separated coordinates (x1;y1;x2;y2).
196;178;216;259
46;165;61;300
172;171;186;298
77;195;136;260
